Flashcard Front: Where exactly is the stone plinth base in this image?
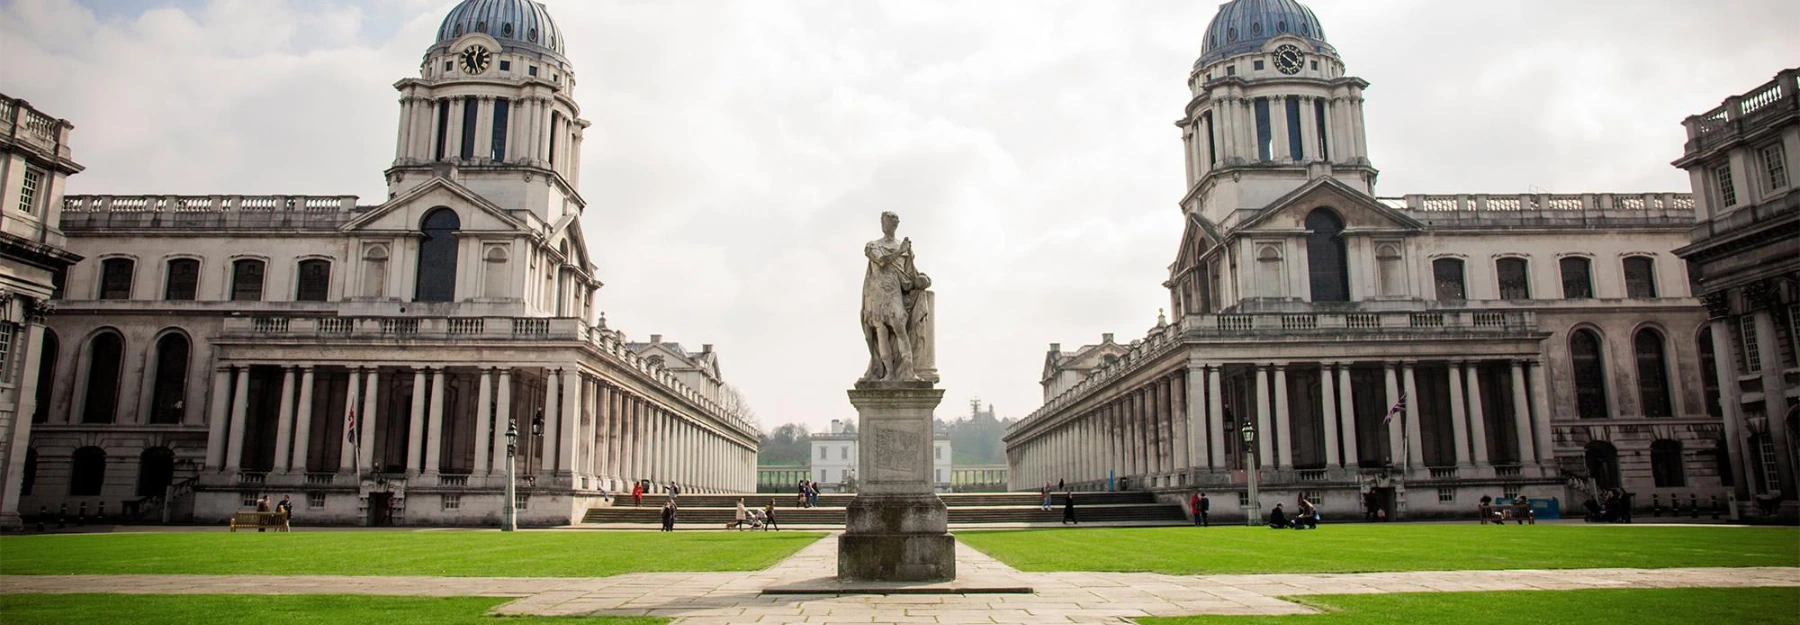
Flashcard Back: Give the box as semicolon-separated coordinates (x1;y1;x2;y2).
838;531;956;582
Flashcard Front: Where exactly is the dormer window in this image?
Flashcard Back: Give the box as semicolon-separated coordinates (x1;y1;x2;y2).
528;66;538;77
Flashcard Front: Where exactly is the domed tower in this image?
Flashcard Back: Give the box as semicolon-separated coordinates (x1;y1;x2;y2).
387;0;589;223
1178;0;1374;226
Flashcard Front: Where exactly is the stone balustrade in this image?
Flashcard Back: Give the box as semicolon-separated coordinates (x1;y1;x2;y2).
61;194;367;230
1682;68;1799;154
0;94;74;162
1378;193;1695;227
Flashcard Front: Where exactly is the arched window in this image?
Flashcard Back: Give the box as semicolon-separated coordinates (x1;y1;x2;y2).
361;244;390;298
1560;257;1593;299
1570;329;1609;419
99;258;134;300
82;332;124;424
137;447;176;497
483;246;510;298
230;259;265;301
31;330;57;424
1650;439;1685;487
1698;327;1722;418
415;209;461;302
1496;257;1530;300
1584;440;1620;489
1623;256;1657;298
164;258;199;300
1304;209;1349;302
1432;258;1466;301
149;333;190;424
1635;329;1673;417
70;446;106;496
295;259;331;302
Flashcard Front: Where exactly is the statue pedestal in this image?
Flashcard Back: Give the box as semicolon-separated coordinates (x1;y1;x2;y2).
838;383;955;582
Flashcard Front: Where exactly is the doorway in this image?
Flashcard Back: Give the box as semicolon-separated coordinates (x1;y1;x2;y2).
1364;487;1397;521
367;492;394;527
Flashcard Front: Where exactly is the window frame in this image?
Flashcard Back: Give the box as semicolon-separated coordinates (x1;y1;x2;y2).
1760;143;1788;192
1495;256;1530;300
1622;256;1657;299
18;167;44;215
1714;162;1736;208
1559;256;1594;299
163;257;201;301
98;257;136;300
1431;257;1466;302
294;258;332;302
1650;439;1686;488
1570;328;1610;419
229;258;266;302
1633;328;1674;418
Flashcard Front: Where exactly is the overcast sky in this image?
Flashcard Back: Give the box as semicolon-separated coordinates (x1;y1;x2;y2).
3;0;1795;434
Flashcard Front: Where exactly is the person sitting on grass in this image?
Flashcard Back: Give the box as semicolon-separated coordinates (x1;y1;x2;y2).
1294;497;1319;529
1268;502;1290;529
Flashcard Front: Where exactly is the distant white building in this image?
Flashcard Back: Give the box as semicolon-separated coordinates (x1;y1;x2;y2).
811;419;951;493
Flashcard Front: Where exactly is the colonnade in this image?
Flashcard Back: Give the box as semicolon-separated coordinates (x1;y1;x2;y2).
396;93;583;182
204;363;756;494
1010;358;1553;490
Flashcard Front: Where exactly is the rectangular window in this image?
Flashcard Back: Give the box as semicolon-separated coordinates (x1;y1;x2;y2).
1285;98;1304;161
1762;143;1789;191
490;99;510;162
1503;487;1520;500
548;114;559;166
434;100;450;161
1253;60;1265;71
1714;163;1736;207
1432;258;1465;301
840;446;847;460
514;494;529;510
99;258;135;300
1204;112;1216;166
498;60;511;72
459;96;478;159
1559;257;1593;299
307;492;325;508
1254;98;1272;162
935;469;943;482
1496;258;1530;300
164;259;199;301
295;260;331;302
1313;99;1330;161
1238;492;1250;507
231;260;265;301
441;494;461;510
819;447;827;460
528;66;538;76
1740;315;1762;374
0;323;14;381
1623;256;1657;299
242;494;259;508
935;446;942;460
18;168;43;214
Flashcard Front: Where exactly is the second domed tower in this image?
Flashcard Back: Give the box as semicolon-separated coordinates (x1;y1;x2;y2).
387;0;589;224
1179;0;1375;226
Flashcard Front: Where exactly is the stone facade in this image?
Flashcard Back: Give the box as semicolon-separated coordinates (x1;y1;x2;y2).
10;0;758;527
0;94;85;530
1005;0;1725;521
1672;68;1800;522
810;418;951;493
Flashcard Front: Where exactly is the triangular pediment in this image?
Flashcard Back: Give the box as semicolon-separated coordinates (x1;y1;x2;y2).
1171;211;1224;278
1235;177;1423;234
548;213;595;273
341;177;529;234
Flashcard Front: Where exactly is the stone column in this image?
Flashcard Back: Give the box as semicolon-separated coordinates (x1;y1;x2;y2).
394;96;411;159
1510;360;1537;464
1336;363;1358;468
1447;361;1470;468
1529;361;1553;469
272;367;297;473
1171;373;1190;480
1273;364;1292;470
1707;318;1750;497
542;369;560;473
224;366;251;471
425;367;447;475
445;97;464;159
594;382;612;483
292;366;315;474
407;368;428;474
1465;363;1489;467
472;96;493;160
1320;363;1340;468
1384;362;1402;466
1187;365;1208;473
1255;365;1273;468
1207;365;1225;471
1145;383;1161;478
340;368;361;472
205;366;232;470
495;369;513;474
359;369;380;473
474;369;493;477
1122;394;1136;478
560;368;580;476
0;321;47;529
1271;95;1291;162
1296;96;1317;161
1402;362;1424;472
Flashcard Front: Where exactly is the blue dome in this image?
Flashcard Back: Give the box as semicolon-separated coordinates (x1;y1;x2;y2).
1196;0;1335;69
435;0;567;59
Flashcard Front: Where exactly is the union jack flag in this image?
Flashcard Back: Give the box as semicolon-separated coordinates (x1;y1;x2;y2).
1384;393;1407;426
346;406;358;443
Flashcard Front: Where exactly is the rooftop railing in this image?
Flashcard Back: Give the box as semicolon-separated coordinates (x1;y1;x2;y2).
1378;193;1694;226
1;93;73;161
62;195;369;230
1682;68;1800;155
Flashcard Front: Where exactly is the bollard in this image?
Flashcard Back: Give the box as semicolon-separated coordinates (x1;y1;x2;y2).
1689;494;1699;518
35;505;46;532
98;501;106;523
1651;494;1662;517
77;501;87;526
1711;494;1721;520
57;503;66;528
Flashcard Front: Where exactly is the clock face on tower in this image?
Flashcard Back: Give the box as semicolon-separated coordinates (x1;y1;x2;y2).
1273;44;1304;75
459;44;492;74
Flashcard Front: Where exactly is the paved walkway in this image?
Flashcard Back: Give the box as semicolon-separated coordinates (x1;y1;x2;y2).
4;533;1797;624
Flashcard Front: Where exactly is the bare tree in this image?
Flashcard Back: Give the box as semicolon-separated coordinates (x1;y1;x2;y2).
720;383;759;428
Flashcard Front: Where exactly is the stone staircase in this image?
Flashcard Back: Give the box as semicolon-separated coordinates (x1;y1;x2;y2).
581;492;1187;526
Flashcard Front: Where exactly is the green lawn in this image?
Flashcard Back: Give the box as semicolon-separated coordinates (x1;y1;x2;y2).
0;531;825;577
0;594;665;625
1137;587;1800;625
958;525;1800;574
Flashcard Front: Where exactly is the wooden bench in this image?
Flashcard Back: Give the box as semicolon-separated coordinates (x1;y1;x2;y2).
229;511;289;532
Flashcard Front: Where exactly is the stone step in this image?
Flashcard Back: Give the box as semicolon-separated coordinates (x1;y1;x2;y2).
581;502;1186;525
618;491;1161;510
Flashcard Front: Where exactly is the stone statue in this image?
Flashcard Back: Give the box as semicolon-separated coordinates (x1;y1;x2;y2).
860;211;937;384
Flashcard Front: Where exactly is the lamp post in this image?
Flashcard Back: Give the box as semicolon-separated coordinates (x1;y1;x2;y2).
503;417;518;532
1242;421;1259;527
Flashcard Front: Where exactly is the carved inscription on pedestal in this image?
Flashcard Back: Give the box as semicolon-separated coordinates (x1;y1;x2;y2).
874;427;919;476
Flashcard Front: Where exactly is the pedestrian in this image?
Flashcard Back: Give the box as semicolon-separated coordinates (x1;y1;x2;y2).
1040;483;1052;511
660;500;677;532
275;495;294;522
1062;492;1078;525
1197;493;1210;527
808;481;820;507
764;500;780;531
797;480;810;508
632;481;644;507
668;481;681;500
1057;478;1065;492
733;498;749;530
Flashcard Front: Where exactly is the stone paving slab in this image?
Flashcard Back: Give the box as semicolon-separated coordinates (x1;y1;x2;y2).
3;532;1797;625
